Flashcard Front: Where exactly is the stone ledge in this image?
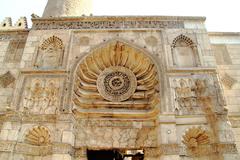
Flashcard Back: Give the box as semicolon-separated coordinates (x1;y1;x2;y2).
0;141;73;156
0;141;237;156
32;16;206;22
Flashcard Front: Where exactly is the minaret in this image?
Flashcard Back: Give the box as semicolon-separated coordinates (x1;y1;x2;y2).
42;0;92;17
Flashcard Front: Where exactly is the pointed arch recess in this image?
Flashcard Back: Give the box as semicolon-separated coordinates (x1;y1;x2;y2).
73;41;160;115
171;34;199;67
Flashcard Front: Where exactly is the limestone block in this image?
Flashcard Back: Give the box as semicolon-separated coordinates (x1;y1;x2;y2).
8;129;19;141
62;131;75;146
11;122;21;130
22;53;33;61
159;124;177;144
63;154;72;160
0;56;4;62
56;123;73;131
0;88;13;96
223;154;240;160
0;44;9;52
160;155;180;160
24;47;36;54
27;36;38;42
52;154;63;160
52;154;71;160
0;129;8;140
2;122;12;130
0;153;10;160
33;156;42;160
13;154;25;160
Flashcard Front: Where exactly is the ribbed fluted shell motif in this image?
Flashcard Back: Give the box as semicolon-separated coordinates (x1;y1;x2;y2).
25;126;51;146
73;41;159;110
182;127;210;149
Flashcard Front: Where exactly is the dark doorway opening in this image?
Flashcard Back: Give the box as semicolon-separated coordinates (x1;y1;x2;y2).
87;149;144;160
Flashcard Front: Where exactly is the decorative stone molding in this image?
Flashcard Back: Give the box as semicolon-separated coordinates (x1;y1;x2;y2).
171;34;195;48
25;126;51;146
39;36;63;50
0;71;15;88
220;73;237;89
8;142;73;156
31;16;187;30
0;140;236;157
15;143;52;156
0;31;28;41
73;41;159;111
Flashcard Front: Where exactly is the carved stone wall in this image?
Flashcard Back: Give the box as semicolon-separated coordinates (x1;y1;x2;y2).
0;15;239;160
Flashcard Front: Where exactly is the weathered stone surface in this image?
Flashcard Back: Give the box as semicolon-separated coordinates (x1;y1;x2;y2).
0;1;239;160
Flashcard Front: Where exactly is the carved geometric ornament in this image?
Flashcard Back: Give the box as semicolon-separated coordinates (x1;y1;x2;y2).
73;41;159;110
97;66;137;102
25;126;51;146
0;71;15;88
221;73;237;89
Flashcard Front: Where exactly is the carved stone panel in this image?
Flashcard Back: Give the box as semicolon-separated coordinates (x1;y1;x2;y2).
76;121;157;148
34;36;64;68
0;71;15;88
19;77;65;114
170;74;224;115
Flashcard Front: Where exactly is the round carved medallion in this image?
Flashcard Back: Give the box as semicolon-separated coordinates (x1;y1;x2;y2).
97;66;137;102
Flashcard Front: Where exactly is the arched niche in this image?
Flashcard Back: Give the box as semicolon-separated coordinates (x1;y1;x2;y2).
171;34;200;67
72;41;160;118
34;35;64;68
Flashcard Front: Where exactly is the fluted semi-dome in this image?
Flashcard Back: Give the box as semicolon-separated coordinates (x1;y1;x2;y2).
73;41;160;111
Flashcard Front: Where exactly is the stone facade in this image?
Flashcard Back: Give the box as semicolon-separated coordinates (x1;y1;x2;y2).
0;1;240;160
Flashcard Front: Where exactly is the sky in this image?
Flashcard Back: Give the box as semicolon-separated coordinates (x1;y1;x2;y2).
0;0;239;32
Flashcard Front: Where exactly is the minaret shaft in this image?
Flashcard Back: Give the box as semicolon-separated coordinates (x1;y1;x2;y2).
42;0;92;17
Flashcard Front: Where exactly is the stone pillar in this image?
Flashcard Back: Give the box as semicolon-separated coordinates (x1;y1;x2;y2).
42;0;92;18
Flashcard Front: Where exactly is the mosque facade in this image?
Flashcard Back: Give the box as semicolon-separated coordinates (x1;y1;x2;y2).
0;0;240;159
